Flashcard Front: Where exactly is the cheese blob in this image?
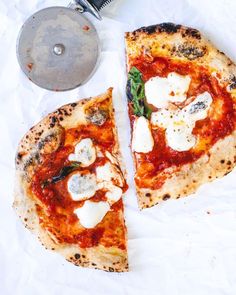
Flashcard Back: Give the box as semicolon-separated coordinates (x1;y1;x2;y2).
96;161;124;204
96;162;113;182
97;181;123;205
67;172;97;201
132;116;154;153
145;72;191;108
74;200;110;228
166;123;196;151
68;138;96;167
105;186;123;204
96;161;123;187
151;91;213;151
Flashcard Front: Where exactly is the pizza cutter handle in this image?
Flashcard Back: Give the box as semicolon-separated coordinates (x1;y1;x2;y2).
69;0;113;20
91;0;113;10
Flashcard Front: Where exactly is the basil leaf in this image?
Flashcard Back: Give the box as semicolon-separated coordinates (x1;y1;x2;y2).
42;162;81;187
127;67;152;119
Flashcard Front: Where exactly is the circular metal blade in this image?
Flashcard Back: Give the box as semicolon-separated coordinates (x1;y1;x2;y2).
16;6;100;91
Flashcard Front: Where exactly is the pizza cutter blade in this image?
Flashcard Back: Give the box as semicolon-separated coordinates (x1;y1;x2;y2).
16;6;100;91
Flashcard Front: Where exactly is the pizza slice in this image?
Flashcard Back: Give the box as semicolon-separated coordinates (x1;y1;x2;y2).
125;23;236;209
13;88;128;272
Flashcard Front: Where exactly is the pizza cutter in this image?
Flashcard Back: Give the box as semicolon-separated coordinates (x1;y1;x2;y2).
16;0;113;91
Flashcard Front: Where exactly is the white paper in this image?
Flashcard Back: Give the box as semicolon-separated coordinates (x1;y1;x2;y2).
1;0;236;294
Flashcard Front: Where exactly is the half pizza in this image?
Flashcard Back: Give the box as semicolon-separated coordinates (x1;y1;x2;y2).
13;88;128;272
125;23;236;209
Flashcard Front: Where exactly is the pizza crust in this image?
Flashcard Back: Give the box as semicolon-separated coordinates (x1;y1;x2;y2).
13;88;128;272
125;23;236;208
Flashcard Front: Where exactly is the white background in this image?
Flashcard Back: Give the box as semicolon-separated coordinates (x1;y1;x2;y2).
1;0;236;294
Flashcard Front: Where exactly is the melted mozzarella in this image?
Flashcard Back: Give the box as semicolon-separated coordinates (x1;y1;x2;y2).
145;72;191;108
68;138;96;167
105;151;119;166
132;116;154;153
96;161;123;187
106;186;123;204
151;91;213;151
67;172;97;201
97;181;123;205
74;200;110;228
166;123;196;151
96;161;124;204
96;162;113;182
151;109;176;128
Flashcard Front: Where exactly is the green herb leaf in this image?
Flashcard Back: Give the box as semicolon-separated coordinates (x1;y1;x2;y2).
127;66;152;119
41;162;81;188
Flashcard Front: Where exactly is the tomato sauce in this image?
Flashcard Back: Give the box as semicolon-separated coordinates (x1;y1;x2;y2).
31;111;127;249
129;56;236;189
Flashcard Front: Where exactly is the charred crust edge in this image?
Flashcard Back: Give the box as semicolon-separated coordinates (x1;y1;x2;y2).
133;23;181;35
130;23;201;39
184;28;201;39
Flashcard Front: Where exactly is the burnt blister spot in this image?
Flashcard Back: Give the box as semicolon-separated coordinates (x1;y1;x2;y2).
108;267;114;272
70;103;77;107
17;152;24;161
56;108;70;117
173;43;206;60
185;28;201;39
74;253;81;259
162;194;171;201
158;23;181;33
229;76;236;90
63;109;70;116
37;131;43;136
139;24;157;34
49;116;57;128
51;116;57;124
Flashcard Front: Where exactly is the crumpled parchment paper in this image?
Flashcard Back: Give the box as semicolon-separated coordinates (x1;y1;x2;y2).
1;0;236;294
